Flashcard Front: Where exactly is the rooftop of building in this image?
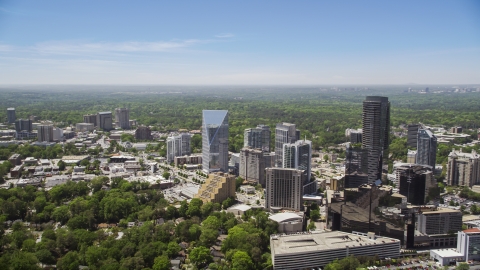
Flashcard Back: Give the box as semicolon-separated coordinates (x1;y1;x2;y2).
227;204;252;212
430;248;463;258
268;212;303;223
420;208;462;215
270;231;399;256
463;228;480;234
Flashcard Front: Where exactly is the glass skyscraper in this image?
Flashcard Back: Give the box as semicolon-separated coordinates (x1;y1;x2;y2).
202;110;229;173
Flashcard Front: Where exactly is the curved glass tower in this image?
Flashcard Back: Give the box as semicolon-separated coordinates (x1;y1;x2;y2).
202;110;229;173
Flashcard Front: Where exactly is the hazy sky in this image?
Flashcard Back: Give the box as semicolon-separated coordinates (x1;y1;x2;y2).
0;1;479;85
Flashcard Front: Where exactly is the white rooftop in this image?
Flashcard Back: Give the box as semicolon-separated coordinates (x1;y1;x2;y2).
430;248;463;258
227;204;252;212
269;212;303;223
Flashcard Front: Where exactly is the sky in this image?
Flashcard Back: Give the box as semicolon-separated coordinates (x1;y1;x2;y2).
0;0;479;85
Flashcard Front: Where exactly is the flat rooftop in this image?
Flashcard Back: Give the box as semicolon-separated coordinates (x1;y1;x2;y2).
430;248;463;258
271;231;400;256
421;208;462;215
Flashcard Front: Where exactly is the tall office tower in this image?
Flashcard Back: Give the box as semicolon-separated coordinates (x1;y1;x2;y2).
275;123;300;167
350;129;362;144
15;119;32;132
135;126;153;140
239;147;266;186
83;114;98;127
202;110;229;173
244;125;271;152
397;164;435;205
362;96;390;184
407;124;420;148
37;125;54;142
52;127;63;141
416;129;437;168
97;111;113;131
344;143;369;188
447;149;480;187
282;140;312;183
166;133;192;163
7;108;16;124
115;108;130;129
265;167;304;211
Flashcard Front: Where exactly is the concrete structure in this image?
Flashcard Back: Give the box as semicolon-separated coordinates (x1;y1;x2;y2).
282;139;312;184
447;149;480;187
174;155;202;167
362;96;390;184
418;208;462;235
202;110;229;173
52;127;63;141
135;126;152;140
76;123;94;132
275;123;300;168
37;125;54;142
344;143;368;188
239;147;266;186
451;126;463;134
7;108;16;124
226;204;252;216
115;108;130;129
167;133;191;163
97;111;113;131
244;124;271;152
407;124;420;148
417;129;437;168
269;212;304;234
15;119;32;132
345;128;362;144
270;231;400;269
265;168;304;211
430;249;464;266
83;114;97;127
430;228;480;266
9;154;22;166
407;150;417;163
397;164;435;205
195;172;235;203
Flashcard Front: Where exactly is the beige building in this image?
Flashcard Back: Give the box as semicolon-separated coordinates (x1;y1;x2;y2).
265;167;304;211
418;208;462;235
447;149;480;187
239;147;266;186
195;172;236;203
407;150;417;163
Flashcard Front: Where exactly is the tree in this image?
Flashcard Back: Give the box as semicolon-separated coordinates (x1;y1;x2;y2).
232;251;254;270
307;221;316;231
57;160;66;171
189;246;213;268
9;251;40;270
153;255;171;270
456;263;470;270
310;209;320;221
57;251;80;270
202;216;221;230
166;241;181;258
162;171;170;180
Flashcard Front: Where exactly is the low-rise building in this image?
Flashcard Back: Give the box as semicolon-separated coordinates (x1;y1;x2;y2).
195;172;236;203
268;212;304;234
418;208;462;235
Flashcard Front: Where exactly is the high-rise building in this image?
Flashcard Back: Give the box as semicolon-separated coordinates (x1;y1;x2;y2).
166;133;191;163
407;124;420;148
344;143;368;188
275;123;300;167
37;125;54;142
83;114;97;127
135;126;153;140
202;110;229;173
52;127;63;141
417;129;437;168
265;167;304;211
417;208;462;235
362;96;390;184
447;149;480;187
97;112;113;131
282;140;312;184
244;125;271;152
397;164;435;205
239;147;266;186
7;108;16;124
15;119;32;132
195;172;236;203
345;128;363;144
115;108;130;129
75;123;94;132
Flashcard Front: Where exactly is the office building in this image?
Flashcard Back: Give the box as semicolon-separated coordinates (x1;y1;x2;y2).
407;150;417;163
239;147;266;186
174;155;202;167
14;119;32;132
362;96;390;184
397;164;435;205
76;123;94;132
135;126;153;140
407;124;420;148
52;127;63;141
344;143;368;188
244;125;271;152
430;228;480;266
202;110;228;173
275;123;300;167
7;108;15;124
115;108;130;129
270;231;400;269
37;125;54;142
447;149;480;187
97;112;113;131
166;133;191;163
195;172;235;203
265;167;304;211
417;129;437;168
417;208;462;235
282;139;312;184
345;128;362;144
83;114;97;127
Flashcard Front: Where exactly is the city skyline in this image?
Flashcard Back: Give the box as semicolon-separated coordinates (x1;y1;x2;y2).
0;1;479;85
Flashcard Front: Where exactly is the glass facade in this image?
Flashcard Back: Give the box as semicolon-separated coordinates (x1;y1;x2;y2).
202;110;229;173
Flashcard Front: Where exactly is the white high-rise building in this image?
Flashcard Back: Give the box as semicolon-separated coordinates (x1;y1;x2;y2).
282;139;312;183
275;123;300;168
166;133;191;163
202;110;228;173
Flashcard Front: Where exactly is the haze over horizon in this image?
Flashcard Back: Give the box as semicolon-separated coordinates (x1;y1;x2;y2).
1;0;479;85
